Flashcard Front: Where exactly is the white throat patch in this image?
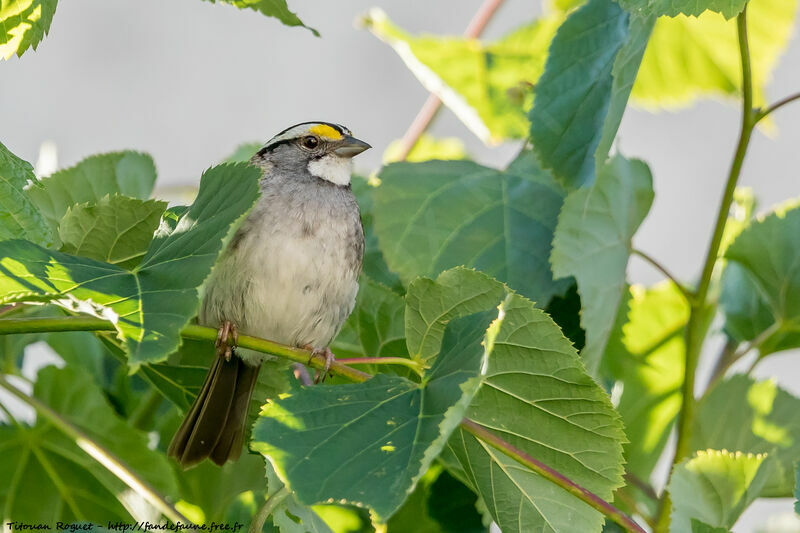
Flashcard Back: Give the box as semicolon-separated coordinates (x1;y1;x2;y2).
307;154;352;186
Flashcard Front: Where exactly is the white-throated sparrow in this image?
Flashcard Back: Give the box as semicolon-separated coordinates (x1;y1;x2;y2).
168;122;370;468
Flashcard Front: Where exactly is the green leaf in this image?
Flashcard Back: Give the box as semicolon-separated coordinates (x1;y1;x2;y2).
373;151;571;306
530;0;653;188
383;135;468;164
404;268;506;365
691;375;800;496
0;163;260;367
616;0;746;18
0;141;52;246
27;151;158;236
252;310;499;521
0;366;178;522
669;449;774;532
364;8;562;143
795;463;799;515
551;155;654;374
691;520;730;533
447;293;626;533
59;195;168;269
204;0;317;36
224;142;263;163
604;282;687;479
0;0;58;59
632;0;796;109
263;462;334;533
722;200;800;355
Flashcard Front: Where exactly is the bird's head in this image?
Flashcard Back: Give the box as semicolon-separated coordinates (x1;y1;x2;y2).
252;122;371;186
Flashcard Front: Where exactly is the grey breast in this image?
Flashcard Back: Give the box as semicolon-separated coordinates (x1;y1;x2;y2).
199;169;364;352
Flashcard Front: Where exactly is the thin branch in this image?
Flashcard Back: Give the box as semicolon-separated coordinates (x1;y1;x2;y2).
394;0;506;160
0;314;643;532
655;7;757;532
337;356;425;376
624;473;659;503
631;249;692;301
250;486;290;533
0;374;189;525
755;92;800;123
461;419;646;533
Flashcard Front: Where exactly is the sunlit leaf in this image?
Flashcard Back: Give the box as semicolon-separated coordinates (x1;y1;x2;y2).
224;141;262;163
0;366;178;522
27;151;157;237
551;155;654;374
669;449;774;532
447;293;626;533
0;163;260;367
202;0;317;36
616;0;746;18
383;134;468;164
632;0;797;109
530;0;653;188
692;375;800;496
59;195;167;269
252;310;499;521
373;151;571;307
722;199;800;356
604;282;687;479
364;8;562;143
0;141;52;246
0;0;58;59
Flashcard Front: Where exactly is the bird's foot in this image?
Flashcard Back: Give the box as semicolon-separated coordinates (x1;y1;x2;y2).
215;320;239;362
303;345;336;384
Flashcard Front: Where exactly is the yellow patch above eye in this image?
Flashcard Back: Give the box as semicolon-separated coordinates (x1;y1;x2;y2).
308;124;343;140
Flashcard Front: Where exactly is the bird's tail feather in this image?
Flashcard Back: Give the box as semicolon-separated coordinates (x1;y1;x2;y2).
168;355;260;468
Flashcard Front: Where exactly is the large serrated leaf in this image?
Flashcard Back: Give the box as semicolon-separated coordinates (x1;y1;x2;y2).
252;310;499;521
616;0;746;18
668;450;774;533
0;141;52;246
530;0;653;188
447;294;626;533
691;375;800;496
721;200;800;356
59;195;168;269
364;9;562;143
373;152;570;307
551;155;654;375
0;366;178;522
27;151;158;236
0;163;260;367
0;0;58;59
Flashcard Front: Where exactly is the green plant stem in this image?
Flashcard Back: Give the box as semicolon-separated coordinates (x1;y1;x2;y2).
250;486;291;533
631;249;692;301
654;8;756;532
0;314;643;532
461;419;646;533
337;356;425;376
755;91;800;123
0;374;189;525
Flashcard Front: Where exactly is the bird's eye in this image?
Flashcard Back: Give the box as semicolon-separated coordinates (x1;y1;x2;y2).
302;136;319;149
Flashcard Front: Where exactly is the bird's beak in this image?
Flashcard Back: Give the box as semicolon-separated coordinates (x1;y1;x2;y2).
334;135;371;158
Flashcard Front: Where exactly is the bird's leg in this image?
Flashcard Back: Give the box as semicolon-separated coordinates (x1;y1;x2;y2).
215;320;238;362
303;345;336;384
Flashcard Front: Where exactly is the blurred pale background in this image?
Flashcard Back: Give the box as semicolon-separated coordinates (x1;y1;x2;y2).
1;0;798;531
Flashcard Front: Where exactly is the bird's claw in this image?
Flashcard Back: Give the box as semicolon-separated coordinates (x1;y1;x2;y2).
303;345;336;384
215;320;238;362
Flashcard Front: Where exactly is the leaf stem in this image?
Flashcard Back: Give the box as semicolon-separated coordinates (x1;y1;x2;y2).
250;486;291;533
461;419;646;533
0;314;642;531
655;7;756;532
631;249;692;301
394;0;506;160
0;374;189;524
755;91;800;123
336;356;425;376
